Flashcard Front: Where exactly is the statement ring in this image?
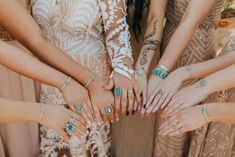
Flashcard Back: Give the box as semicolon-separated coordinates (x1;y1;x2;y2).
104;105;114;116
114;87;122;97
65;117;77;134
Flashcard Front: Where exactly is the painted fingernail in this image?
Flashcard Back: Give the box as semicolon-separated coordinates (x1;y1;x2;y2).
126;111;129;116
132;110;135;115
144;104;147;109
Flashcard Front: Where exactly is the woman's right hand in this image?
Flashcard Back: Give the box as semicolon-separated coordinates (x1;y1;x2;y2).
39;104;88;141
136;73;148;113
62;79;94;125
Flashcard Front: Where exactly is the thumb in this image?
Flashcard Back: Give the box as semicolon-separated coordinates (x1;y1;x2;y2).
103;78;114;91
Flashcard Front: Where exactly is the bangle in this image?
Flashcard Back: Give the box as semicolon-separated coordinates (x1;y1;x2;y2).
157;65;169;72
85;74;97;88
40;103;46;121
201;104;209;123
136;67;146;76
61;76;72;91
152;67;168;79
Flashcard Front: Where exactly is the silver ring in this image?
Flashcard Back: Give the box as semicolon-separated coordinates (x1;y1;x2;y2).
127;89;133;94
104;105;114;116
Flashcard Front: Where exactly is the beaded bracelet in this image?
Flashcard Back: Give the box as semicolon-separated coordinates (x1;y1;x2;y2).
61;76;72;91
39;103;46;121
85;74;97;88
201;104;209;123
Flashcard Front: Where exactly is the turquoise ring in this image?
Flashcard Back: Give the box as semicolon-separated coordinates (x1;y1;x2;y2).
114;87;122;97
65;122;75;134
76;104;82;112
105;106;114;116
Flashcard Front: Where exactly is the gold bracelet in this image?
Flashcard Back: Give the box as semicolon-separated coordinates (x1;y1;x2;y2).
85;74;97;88
40;103;46;121
61;76;72;91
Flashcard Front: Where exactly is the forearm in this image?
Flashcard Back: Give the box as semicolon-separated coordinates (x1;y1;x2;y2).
185;52;235;80
159;19;198;71
0;0;93;86
0;41;67;90
135;16;163;72
208;103;235;124
0;98;39;123
204;64;235;94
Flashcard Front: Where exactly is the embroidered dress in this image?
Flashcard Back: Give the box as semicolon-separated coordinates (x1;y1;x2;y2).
31;0;133;156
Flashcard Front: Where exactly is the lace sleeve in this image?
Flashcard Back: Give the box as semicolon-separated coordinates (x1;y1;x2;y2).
99;0;134;80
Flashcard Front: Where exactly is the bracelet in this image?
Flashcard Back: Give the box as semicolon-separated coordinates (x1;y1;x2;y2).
111;64;135;80
61;76;72;91
136;67;146;76
85;74;97;88
152;67;168;79
157;65;169;72
201;104;209;123
40;103;46;121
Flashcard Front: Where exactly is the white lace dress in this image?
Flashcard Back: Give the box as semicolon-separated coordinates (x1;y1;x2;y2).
31;0;133;156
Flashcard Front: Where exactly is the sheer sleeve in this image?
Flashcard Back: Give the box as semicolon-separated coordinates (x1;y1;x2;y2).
99;0;134;80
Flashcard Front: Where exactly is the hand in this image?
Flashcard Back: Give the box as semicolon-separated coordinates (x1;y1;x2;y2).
88;78;115;123
146;67;191;114
159;105;208;136
39;104;88;141
136;72;148;113
62;79;94;124
163;79;210;117
105;72;140;119
141;74;163;116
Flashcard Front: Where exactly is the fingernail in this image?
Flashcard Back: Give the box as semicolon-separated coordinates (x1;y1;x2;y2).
132;110;135;115
143;104;147;109
116;118;119;122
126;111;129;116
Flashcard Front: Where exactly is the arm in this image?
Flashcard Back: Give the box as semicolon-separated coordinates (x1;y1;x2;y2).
0;98;87;140
0;0;93;86
0;40;95;123
158;0;217;71
100;0;140;116
135;0;167;73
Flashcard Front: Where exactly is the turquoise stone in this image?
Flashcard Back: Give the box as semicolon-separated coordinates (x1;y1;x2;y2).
66;122;75;133
76;104;82;111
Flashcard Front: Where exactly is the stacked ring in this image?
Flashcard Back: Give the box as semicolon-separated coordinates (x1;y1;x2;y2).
114;87;122;97
127;89;133;94
104;106;114;116
65;117;77;134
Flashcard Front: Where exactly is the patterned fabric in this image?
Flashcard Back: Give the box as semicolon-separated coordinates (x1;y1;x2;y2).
188;31;235;157
31;0;132;156
153;0;224;157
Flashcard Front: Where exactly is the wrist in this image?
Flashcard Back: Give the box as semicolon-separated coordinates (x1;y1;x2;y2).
55;74;69;90
206;103;221;122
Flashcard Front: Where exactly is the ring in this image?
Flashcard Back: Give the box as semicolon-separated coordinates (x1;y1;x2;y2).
65;121;75;134
76;104;82;112
114;87;122;97
127;89;133;94
157;89;164;96
104;105;114;116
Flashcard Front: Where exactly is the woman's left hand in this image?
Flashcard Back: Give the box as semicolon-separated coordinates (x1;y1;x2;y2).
159;105;208;136
162;79;209;117
104;72;141;118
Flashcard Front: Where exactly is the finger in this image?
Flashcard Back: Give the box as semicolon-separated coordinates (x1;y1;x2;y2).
157;91;169;110
86;100;96;121
127;91;135;115
106;104;115;123
59;129;69;142
169;103;186;117
165;101;182;117
161;121;185;136
161;92;174;110
134;85;141;104
114;89;121;121
146;88;159;108
103;78;114;91
93;105;103;125
80;103;93;124
142;88;147;108
121;89;128;115
133;99;138;114
149;91;164;113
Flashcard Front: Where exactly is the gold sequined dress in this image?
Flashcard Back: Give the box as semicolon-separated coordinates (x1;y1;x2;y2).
153;0;224;157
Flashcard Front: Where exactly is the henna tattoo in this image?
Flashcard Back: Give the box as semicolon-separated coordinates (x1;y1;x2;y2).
195;79;208;95
186;66;193;78
140;20;160;66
